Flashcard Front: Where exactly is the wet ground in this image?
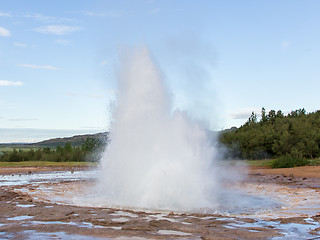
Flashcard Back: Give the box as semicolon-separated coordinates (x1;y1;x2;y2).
1;168;320;239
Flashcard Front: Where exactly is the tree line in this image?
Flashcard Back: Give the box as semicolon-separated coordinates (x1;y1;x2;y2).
0;137;105;162
219;108;320;161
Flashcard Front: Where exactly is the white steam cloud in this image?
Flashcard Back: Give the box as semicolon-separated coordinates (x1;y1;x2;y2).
92;47;221;211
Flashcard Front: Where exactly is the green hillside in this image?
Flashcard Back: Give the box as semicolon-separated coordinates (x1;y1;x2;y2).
0;132;109;149
0;132;109;163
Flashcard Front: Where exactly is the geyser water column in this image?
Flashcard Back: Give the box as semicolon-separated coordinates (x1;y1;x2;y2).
97;47;219;211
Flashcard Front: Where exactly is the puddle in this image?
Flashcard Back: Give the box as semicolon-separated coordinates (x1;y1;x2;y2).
224;225;237;229
223;217;320;239
30;220;107;229
0;170;97;186
143;213;181;223
20;230;106;240
218;182;320;219
157;230;192;236
272;218;320;239
110;211;139;218
109;226;122;230
215;188;281;215
2;170;320;239
112;217;130;222
181;221;192;225
12;172;318;220
16;204;35;208
77;222;107;229
112;237;150;240
0;232;14;239
8;215;34;221
31;220;77;226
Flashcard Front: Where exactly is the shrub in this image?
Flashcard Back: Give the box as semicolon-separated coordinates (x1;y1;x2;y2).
309;158;320;166
271;155;308;168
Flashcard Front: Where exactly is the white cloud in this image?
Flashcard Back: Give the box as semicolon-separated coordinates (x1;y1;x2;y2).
148;8;160;15
18;64;59;70
14;42;28;47
34;25;81;35
0;80;23;86
100;60;108;66
0;26;11;37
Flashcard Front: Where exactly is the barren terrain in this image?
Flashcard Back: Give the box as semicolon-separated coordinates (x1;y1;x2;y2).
0;165;320;239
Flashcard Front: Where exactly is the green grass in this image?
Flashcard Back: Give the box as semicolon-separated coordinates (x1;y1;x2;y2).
309;158;320;166
0;147;16;153
246;158;320;168
0;161;97;168
231;158;320;168
220;159;273;167
245;159;273;167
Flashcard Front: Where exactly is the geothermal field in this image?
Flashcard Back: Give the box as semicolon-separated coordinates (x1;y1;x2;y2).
1;48;320;239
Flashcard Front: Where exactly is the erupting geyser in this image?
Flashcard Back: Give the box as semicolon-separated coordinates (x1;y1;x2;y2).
96;47;220;211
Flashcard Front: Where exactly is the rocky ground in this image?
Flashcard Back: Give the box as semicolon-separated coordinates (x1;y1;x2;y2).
0;166;320;239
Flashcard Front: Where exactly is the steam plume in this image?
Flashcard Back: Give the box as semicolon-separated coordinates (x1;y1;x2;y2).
96;47;219;211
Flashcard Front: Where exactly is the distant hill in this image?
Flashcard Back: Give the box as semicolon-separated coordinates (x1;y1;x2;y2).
0;128;231;150
0;132;109;149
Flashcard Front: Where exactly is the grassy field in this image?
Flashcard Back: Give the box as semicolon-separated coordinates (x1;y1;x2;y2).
0;156;319;169
245;158;320;168
0;147;39;153
0;161;97;168
223;159;273;168
245;159;274;167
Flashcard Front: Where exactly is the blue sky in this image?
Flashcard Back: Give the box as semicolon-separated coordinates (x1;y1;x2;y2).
0;0;319;142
